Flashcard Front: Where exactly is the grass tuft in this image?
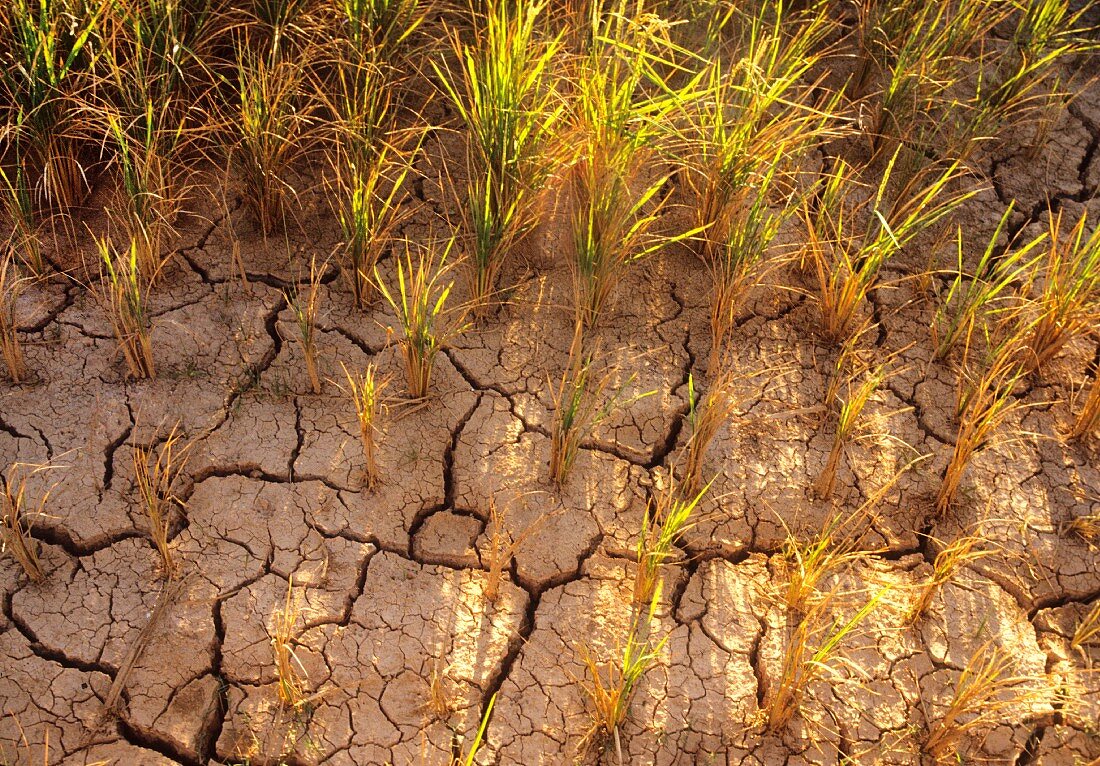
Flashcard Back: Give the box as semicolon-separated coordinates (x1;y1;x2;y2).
1;463;51;583
340;361;388;490
95;236;156;380
132;421;192;579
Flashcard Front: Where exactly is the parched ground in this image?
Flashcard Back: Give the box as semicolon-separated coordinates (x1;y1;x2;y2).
3;61;1100;766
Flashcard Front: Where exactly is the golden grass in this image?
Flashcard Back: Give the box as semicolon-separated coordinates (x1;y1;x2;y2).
132;421;192;579
1;463;50;583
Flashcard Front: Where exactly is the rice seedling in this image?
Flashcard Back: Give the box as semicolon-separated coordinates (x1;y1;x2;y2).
931;204;1045;362
905;532;992;624
338;0;424;65
271;574;308;708
331;138;416;309
0;159;45;275
805;152;971;345
234;52;308;235
548;329;651;487
812;362;885;500
707;157;789;366
283;257;325;395
922;644;1039;763
1;0;104;211
1066;508;1100;546
779;509;867;615
677;370;736;498
764;587;886;733
576;588;666;764
426;658;451;720
631;483;703;611
132;421;192;579
95;236;156;380
1022;209;1100;373
482;494;545;603
1071;599;1100;650
0;255;28;383
451;693;495;766
1067;351;1100;440
340;361;388;489
434;0;563;314
375;237;464;400
1;464;50;583
937;335;1028;515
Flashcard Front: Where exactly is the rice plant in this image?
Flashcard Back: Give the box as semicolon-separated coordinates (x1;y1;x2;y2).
375;238;464;400
96;236;156;380
133;421;192;579
936;339;1028;514
338;0;424;65
577;588;666;764
548;329;650;487
707;157;789;365
805;152;971;345
1;0;103;211
271;575;308;708
1068;351;1100;440
332;138;416;309
764;587;886;733
283;257;325;395
567;0;689;331
905;532;992;624
931;204;1045;362
682;5;837;264
1;464;50;583
812;363;885;500
922;644;1039;763
0;159;45;275
1071;599;1100;650
677;370;736;498
451;693;495;766
482;494;544;603
234;52;308;235
632;483;703;611
0;255;27;383
1022;209;1100;373
434;0;563;314
341;361;388;489
780;510;867;614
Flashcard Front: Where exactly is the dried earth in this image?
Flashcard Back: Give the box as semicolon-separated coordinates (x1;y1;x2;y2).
2;60;1100;766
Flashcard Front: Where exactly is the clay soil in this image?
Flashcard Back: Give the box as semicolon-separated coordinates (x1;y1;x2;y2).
3;44;1100;766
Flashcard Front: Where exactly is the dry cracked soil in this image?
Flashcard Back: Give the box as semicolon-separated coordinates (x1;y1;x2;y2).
3;54;1100;766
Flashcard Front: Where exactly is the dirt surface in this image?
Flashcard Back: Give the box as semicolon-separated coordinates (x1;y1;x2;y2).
3;53;1100;766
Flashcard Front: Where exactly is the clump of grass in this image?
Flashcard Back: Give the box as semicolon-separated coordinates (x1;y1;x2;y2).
338;0;424;65
340;362;388;490
132;421;192;579
376;238;464;400
632;484;703;611
764;587;886;733
1;463;51;583
905;532;992;624
937;339;1028;514
0;255;28;383
332;138;416;309
576;589;665;764
779;510;867;615
677;370;736;498
813;362;885;500
548;330;650;487
931;205;1045;362
805;153;970;345
434;0;563;315
1022;209;1100;373
1067;351;1100;440
95;236;156;380
1071;599;1100;650
283;257;325;395
271;575;308;708
923;644;1039;763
